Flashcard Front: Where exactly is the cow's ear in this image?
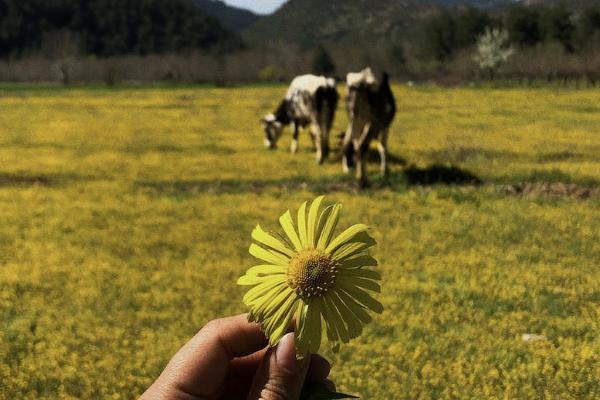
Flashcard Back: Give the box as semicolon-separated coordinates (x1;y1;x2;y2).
262;114;276;126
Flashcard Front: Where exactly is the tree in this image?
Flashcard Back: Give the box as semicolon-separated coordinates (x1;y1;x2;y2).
422;8;495;62
311;45;335;76
575;7;600;51
424;10;456;61
505;6;541;47
474;27;514;77
539;5;575;52
0;0;240;58
454;7;492;49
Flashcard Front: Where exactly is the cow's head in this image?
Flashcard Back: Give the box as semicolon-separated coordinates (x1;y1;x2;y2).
261;114;283;149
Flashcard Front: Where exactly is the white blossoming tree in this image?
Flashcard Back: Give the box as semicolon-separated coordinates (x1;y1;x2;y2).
474;27;515;78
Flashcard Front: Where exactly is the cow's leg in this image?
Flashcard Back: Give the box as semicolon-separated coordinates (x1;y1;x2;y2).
342;130;354;173
355;139;369;188
355;122;374;188
319;114;331;162
290;121;299;154
309;126;317;150
378;128;389;177
342;149;353;173
313;124;325;164
318;125;330;164
319;128;330;162
343;117;364;173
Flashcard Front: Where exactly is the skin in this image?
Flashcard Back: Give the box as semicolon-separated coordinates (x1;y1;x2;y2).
140;314;333;400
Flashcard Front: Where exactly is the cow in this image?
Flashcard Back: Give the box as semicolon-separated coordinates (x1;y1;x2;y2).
341;67;396;187
261;74;339;164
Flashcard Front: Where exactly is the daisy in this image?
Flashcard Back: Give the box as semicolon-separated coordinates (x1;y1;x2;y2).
237;196;382;357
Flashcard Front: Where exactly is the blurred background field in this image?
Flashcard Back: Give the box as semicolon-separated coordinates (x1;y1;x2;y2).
0;84;598;399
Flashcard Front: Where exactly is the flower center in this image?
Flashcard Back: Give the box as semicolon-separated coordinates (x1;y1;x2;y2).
287;249;337;298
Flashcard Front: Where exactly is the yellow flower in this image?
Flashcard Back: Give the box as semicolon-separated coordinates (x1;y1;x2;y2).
238;196;382;357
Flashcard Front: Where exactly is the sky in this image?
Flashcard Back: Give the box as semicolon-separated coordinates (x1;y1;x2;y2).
223;0;287;15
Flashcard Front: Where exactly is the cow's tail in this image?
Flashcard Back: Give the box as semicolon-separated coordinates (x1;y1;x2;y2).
319;86;338;133
343;133;355;169
379;71;396;123
316;87;339;160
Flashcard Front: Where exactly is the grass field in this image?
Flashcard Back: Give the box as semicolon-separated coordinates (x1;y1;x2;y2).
0;84;599;399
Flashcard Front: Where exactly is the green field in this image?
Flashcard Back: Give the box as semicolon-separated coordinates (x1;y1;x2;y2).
0;84;599;399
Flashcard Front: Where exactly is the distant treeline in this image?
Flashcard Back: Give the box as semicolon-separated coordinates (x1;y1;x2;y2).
0;0;239;58
423;4;600;61
3;1;600;85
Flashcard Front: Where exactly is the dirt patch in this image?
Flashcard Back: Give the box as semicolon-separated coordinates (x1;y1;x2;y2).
0;172;91;188
0;173;53;187
404;164;482;186
503;182;599;199
136;177;361;196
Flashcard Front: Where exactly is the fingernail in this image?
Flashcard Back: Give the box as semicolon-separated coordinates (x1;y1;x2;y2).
275;333;304;373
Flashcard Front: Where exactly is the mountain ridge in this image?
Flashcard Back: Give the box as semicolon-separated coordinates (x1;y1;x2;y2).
192;0;262;32
241;0;591;47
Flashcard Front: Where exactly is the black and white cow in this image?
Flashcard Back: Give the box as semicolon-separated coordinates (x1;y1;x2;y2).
342;67;396;187
262;74;339;164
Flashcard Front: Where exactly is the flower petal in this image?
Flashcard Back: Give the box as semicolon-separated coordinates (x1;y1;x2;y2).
297;201;308;249
297;300;322;356
307;196;324;248
338;255;378;269
325;223;370;254
247;284;287;311
262;288;295;330
323;295;350;343
261;287;295;321
331;233;377;261
252;225;296;258
307;302;322;354
248;284;289;321
338;275;381;293
314;296;338;343
329;291;363;339
237;274;277;286
249;243;290;266
315;205;333;243
337;282;384;314
294;300;305;330
243;277;286;306
267;296;298;347
316;204;341;250
295;303;310;356
333;289;373;324
246;264;287;277
279;210;303;251
338;268;381;282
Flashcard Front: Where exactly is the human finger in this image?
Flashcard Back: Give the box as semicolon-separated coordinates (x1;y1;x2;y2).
142;314;267;399
247;333;310;400
230;351;330;382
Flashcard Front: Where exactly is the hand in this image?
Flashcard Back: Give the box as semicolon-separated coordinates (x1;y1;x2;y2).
141;314;333;400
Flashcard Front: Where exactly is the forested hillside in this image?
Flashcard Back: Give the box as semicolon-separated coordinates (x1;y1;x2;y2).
244;0;600;48
244;0;430;47
0;0;239;57
2;0;600;84
192;0;261;32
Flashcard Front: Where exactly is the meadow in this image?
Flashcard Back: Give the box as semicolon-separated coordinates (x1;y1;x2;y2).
0;83;598;399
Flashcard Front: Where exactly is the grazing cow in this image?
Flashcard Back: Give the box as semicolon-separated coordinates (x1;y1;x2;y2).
261;74;339;164
342;67;396;187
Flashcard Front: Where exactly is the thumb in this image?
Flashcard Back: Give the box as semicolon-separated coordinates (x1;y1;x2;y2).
247;333;310;400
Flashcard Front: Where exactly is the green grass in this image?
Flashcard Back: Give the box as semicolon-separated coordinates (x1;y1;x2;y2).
0;85;598;399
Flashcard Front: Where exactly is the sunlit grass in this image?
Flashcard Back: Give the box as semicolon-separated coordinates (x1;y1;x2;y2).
0;85;598;399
